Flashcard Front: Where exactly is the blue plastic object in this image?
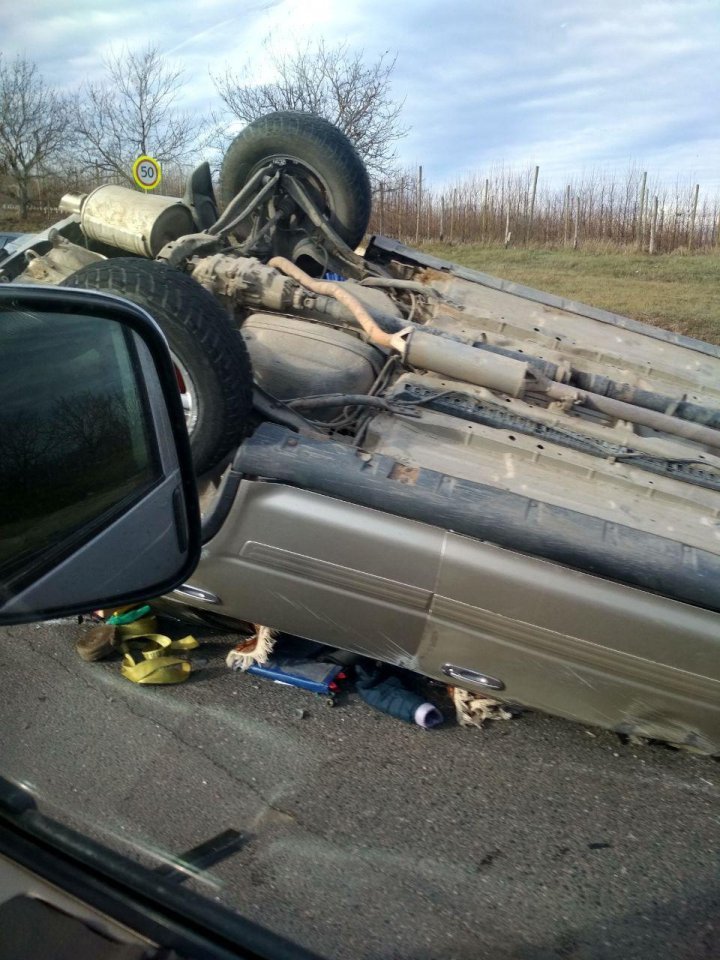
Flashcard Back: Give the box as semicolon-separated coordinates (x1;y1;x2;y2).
246;658;344;696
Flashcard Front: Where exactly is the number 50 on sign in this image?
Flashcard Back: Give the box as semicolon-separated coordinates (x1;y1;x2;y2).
132;155;162;190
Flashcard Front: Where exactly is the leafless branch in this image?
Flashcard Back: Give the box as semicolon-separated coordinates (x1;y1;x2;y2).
213;39;408;179
73;45;206;184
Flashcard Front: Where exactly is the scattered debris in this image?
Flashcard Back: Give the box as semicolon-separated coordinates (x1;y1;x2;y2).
76;605;200;685
75;624;118;662
76;608;512;725
107;605;153;626
225;625;277;671
120;632;199;685
226;635;443;720
451;686;513;728
355;662;444;728
247;654;346;703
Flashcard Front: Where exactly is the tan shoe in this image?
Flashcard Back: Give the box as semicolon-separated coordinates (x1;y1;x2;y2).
75;624;118;662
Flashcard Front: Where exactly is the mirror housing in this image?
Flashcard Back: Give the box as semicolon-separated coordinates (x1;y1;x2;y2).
0;285;201;624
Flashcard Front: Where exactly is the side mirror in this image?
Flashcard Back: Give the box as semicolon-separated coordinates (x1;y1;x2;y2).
0;286;201;624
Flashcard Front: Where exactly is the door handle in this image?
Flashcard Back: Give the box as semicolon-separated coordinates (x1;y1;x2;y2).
441;663;505;691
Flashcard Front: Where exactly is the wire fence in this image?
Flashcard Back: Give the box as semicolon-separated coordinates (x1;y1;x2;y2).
4;164;720;253
368;165;720;253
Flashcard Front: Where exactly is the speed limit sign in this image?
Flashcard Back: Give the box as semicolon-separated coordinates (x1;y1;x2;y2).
132;155;162;190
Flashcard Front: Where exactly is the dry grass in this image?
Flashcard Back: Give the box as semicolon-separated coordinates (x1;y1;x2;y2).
420;243;720;345
0;211;51;233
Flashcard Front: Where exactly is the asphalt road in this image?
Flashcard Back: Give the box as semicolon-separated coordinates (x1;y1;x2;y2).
1;617;718;960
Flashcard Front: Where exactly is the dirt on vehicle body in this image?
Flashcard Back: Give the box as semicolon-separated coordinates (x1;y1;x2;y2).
3;111;719;753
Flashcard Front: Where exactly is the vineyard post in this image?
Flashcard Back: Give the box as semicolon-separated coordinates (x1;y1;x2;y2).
637;170;647;249
573;195;580;249
398;179;404;239
563;185;571;245
415;165;423;244
482;177;489;240
526;165;539;244
657;201;665;248
689;183;699;248
649;195;659;255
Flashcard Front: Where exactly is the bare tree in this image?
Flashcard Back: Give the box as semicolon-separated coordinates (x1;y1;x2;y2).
213;39;407;178
51;392;134;461
0;54;69;218
0;410;61;502
74;45;203;184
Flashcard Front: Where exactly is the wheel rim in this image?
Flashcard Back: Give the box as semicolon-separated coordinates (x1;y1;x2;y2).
172;352;199;435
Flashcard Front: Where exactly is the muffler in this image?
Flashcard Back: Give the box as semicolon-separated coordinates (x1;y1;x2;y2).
60;185;194;258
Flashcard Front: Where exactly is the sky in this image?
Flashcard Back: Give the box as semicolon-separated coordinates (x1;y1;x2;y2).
1;0;718;191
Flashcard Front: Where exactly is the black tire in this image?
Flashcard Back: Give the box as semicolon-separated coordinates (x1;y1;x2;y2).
219;111;372;249
62;258;253;475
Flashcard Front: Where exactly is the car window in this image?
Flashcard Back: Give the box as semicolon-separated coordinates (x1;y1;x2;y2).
0;310;160;586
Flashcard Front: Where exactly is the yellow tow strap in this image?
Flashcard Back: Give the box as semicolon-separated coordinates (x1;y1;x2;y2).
116;616;199;685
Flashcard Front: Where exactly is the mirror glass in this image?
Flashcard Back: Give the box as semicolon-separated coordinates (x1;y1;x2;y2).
0;308;162;592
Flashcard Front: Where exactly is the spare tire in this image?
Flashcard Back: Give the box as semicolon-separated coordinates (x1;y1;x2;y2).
62;259;253;475
219;111;372;250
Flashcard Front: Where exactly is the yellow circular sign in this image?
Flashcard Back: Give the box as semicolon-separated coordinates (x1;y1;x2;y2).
132;155;162;190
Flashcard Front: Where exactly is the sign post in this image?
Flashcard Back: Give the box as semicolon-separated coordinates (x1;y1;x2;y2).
132;155;162;192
